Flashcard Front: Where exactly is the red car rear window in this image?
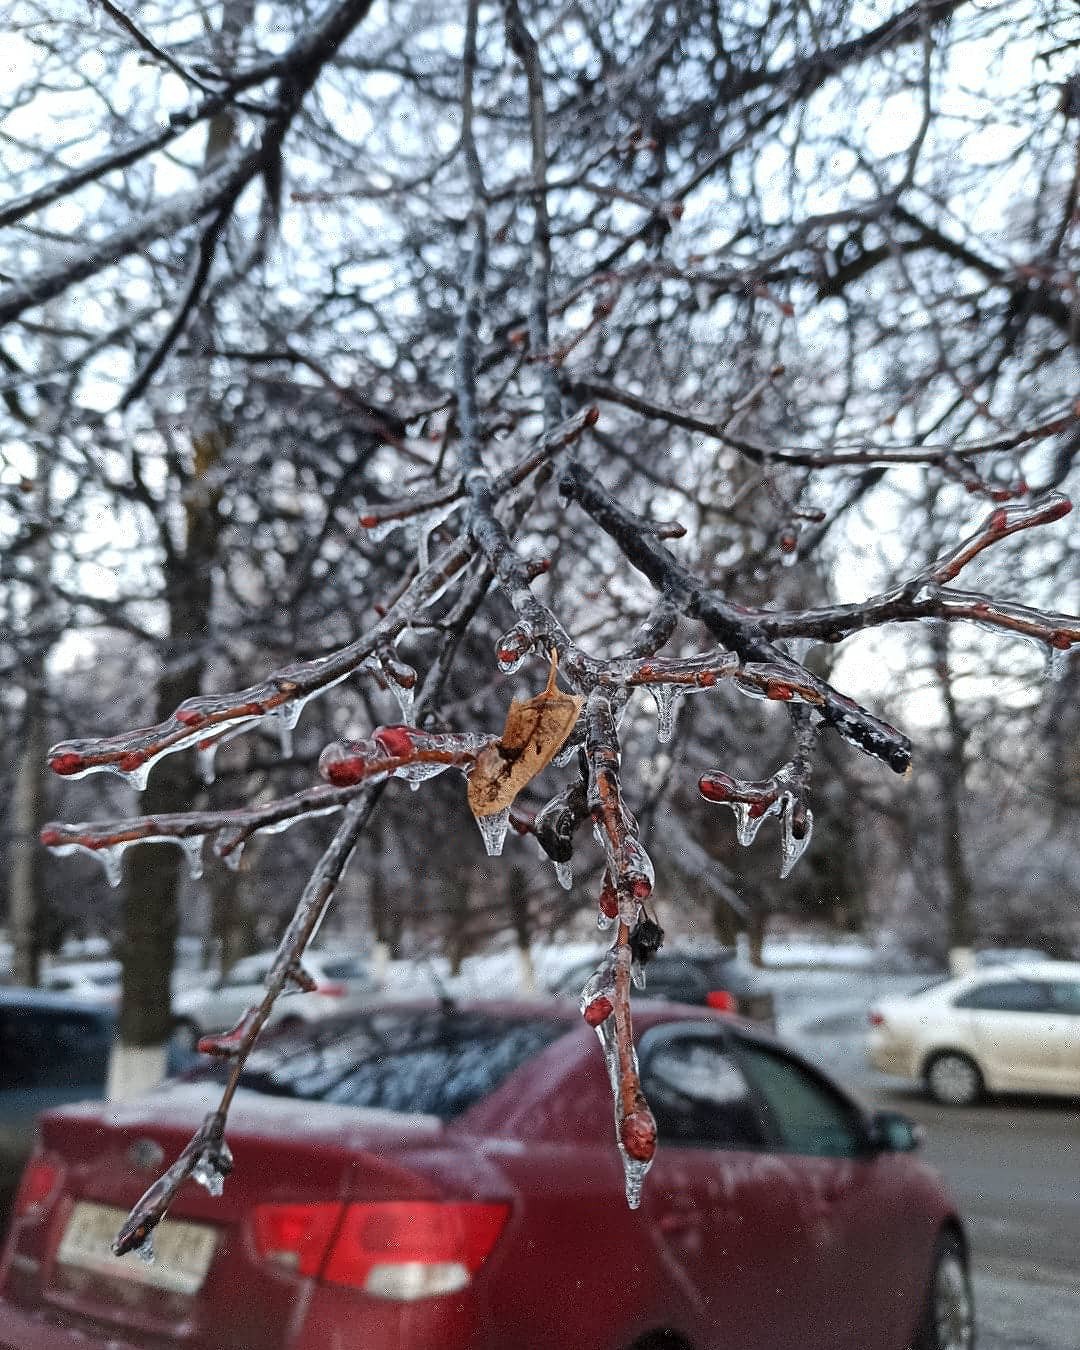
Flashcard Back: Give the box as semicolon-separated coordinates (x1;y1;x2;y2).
195;1011;565;1119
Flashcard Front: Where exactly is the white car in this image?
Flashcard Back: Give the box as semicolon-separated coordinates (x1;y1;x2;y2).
39;961;121;1005
868;961;1080;1104
171;951;377;1049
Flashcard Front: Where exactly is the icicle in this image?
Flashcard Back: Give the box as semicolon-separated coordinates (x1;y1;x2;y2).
589;994;653;1209
631;959;646;990
780;549;798;569
785;637;813;662
1045;643;1070;683
213;828;245;872
221;841;244;872
273;711;294;759
416;520;431;572
196;741;218;785
97;844;125;888
779;800;813;879
389;678;415;723
132;1232;155;1265
192;1156;225;1198
552;737;580;768
473;806;511;857
554;859;573;890
180;836;204;881
379;654;417;725
727;799;781;848
416;503;460;572
647;684;681;743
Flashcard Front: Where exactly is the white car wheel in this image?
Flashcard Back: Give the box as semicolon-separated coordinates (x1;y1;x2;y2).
925;1053;982;1106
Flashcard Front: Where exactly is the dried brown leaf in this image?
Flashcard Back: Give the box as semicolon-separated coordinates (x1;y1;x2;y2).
468;652;583;817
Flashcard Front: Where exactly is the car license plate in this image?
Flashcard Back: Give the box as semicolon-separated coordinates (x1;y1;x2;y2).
56;1202;217;1296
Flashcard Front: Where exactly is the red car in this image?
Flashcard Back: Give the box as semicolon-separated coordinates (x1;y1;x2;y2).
0;1000;972;1350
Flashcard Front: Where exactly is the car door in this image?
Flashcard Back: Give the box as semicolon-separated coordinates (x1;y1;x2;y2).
637;1025;827;1350
731;1037;916;1350
1047;978;1080;1092
953;977;1057;1090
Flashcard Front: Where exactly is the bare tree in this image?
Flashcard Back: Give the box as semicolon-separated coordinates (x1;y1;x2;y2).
2;0;1079;1248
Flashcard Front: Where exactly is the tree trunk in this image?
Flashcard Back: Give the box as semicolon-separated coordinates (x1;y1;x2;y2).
746;906;766;968
709;894;739;947
9;664;47;987
508;866;535;993
447;873;470;976
109;434;220;1098
933;629;974;960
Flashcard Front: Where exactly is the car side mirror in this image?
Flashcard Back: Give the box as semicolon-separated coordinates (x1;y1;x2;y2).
867;1109;924;1153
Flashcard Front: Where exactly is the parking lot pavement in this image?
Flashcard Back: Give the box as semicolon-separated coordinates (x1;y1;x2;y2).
974;1266;1080;1350
781;977;1080;1350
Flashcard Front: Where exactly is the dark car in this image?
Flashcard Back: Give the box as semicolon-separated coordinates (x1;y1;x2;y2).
551;950;776;1026
0;990;194;1222
0;991;115;1220
1;999;970;1350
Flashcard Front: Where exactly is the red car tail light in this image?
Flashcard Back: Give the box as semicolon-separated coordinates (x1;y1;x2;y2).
253;1202;343;1276
705;989;736;1012
325;1201;509;1301
868;1010;885;1027
254;1201;509;1302
12;1156;63;1218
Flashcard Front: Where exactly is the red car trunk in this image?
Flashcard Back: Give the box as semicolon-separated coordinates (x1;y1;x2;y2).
1;1085;491;1350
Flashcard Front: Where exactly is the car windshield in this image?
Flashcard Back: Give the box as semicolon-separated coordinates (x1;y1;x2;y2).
194;1010;566;1120
317;957;369;981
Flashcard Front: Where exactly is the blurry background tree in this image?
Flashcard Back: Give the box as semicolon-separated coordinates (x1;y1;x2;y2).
1;0;1078;1119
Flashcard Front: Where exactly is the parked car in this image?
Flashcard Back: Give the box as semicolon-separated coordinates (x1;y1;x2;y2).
868;961;1080;1104
171;951;378;1049
550;949;776;1026
2;998;971;1350
0;991;195;1223
39;962;121;1005
0;991;114;1222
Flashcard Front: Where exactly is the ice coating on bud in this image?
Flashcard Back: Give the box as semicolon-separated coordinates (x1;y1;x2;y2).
621;836;655;900
620;1108;657;1164
357;513;400;542
579;954;617;1018
583;995;613;1026
473;805;511;857
496;621;535;674
780;800;813;879
191;1139;232;1199
132;1232;155;1265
